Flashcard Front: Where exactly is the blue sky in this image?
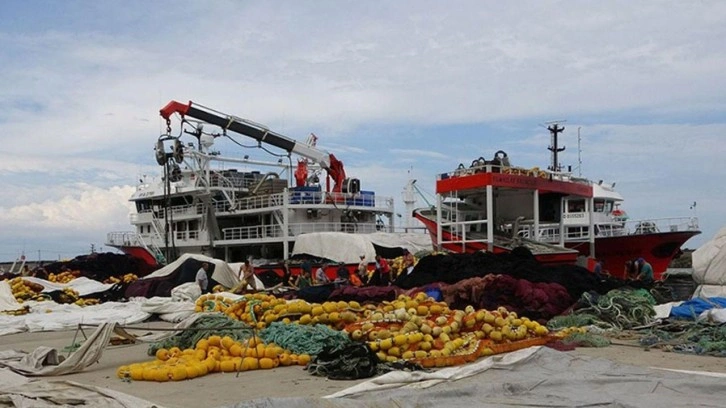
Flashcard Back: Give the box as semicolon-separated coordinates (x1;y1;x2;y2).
1;1;725;261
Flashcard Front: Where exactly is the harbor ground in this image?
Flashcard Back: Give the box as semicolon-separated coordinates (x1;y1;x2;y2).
1;323;725;408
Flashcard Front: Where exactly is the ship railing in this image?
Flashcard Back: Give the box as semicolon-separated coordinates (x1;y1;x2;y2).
231;193;286;211
623;217;699;235
221;222;382;240
439;162;589;185
229;191;393;211
106;231;143;246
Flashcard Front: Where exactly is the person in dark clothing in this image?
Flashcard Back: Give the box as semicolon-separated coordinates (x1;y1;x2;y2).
336;263;349;282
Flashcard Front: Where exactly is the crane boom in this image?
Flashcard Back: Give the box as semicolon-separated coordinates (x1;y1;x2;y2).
160;100;355;193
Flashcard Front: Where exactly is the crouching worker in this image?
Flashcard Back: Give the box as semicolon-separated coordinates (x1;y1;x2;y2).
232;260;257;294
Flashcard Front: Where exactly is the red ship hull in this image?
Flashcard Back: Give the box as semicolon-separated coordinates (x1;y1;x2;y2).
414;211;698;280
116;246;160;269
564;231;700;280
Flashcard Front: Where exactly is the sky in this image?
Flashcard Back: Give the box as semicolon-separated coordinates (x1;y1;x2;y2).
1;0;724;262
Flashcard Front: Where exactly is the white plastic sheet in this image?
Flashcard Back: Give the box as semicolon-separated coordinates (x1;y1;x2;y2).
292;232;433;264
0;301;150;337
141;253;240;289
225;346;726;408
692;226;726;285
21;277;114;297
0;358;164;407
0;281;23;313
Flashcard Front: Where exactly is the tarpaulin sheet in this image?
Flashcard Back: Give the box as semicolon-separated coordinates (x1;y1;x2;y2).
669;297;726;319
692;225;726;285
0;367;163;407
21;277;113;297
223;346;726;408
292;232;432;264
0;281;23;313
141;253;240;289
0;301;150;337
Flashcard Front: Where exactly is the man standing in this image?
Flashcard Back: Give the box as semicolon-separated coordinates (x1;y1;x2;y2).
196;262;210;293
375;255;391;285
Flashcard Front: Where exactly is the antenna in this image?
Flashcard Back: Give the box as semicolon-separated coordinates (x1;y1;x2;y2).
577;126;582;177
544;120;567;171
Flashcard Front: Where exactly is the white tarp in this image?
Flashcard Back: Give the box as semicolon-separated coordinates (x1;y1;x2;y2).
0;301;150;337
692;225;726;285
0;325;164;407
141;253;240;289
292;232;433;264
692;284;726;299
0;372;163;408
16;277;114;297
0;281;23;313
225;346;726;408
137;296;196;323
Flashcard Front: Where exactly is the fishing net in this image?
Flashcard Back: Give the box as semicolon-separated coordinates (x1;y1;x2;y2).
640;321;726;356
559;332;611;348
549;288;657;331
148;314;254;355
259;322;352;356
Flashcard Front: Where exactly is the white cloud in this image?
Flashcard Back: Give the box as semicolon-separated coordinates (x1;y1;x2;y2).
1;1;725;256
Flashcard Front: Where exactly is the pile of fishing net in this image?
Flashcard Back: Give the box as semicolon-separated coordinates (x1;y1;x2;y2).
440;275;573;321
548;288;657;331
394;250;624;300
306;342;423;380
148;314;254;355
640;321;726;356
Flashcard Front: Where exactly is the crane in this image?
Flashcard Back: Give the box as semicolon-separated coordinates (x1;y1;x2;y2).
159;100;359;194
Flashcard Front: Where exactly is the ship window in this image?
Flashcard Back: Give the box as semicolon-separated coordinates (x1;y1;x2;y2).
567;200;586;213
594;200;605;212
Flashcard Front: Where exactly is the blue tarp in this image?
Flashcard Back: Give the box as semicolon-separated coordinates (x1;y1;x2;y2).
670;297;726;319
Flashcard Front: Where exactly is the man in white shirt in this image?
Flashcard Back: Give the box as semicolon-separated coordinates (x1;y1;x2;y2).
196;262;209;292
315;264;330;284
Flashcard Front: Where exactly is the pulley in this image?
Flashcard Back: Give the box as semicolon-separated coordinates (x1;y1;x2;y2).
173;139;184;163
155;140;167;166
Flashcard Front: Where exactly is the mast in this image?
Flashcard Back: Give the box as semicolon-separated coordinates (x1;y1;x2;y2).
546;121;566;172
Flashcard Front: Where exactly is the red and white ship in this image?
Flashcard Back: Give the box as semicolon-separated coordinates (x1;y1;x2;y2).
413;124;700;280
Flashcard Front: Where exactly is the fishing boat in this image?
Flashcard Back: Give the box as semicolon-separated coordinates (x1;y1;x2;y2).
413;124;700;279
105;100;407;274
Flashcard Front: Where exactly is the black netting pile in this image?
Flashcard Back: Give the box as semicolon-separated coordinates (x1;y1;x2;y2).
394;248;625;301
440;275;573;321
44;252;152;281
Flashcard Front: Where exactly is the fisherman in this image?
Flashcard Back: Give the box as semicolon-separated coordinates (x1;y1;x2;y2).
375;255;391;285
402;249;415;275
635;257;654;284
233;259;257;293
314;264;330;285
294;267;312;289
195;262;210;293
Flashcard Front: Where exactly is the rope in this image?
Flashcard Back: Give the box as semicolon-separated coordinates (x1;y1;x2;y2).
640;321;726;357
553;289;657;331
259;322;351;356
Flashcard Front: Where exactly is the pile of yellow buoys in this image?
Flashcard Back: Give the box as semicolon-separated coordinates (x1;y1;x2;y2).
48;271;79;283
7;278;46;303
186;292;552;369
117;335;310;382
